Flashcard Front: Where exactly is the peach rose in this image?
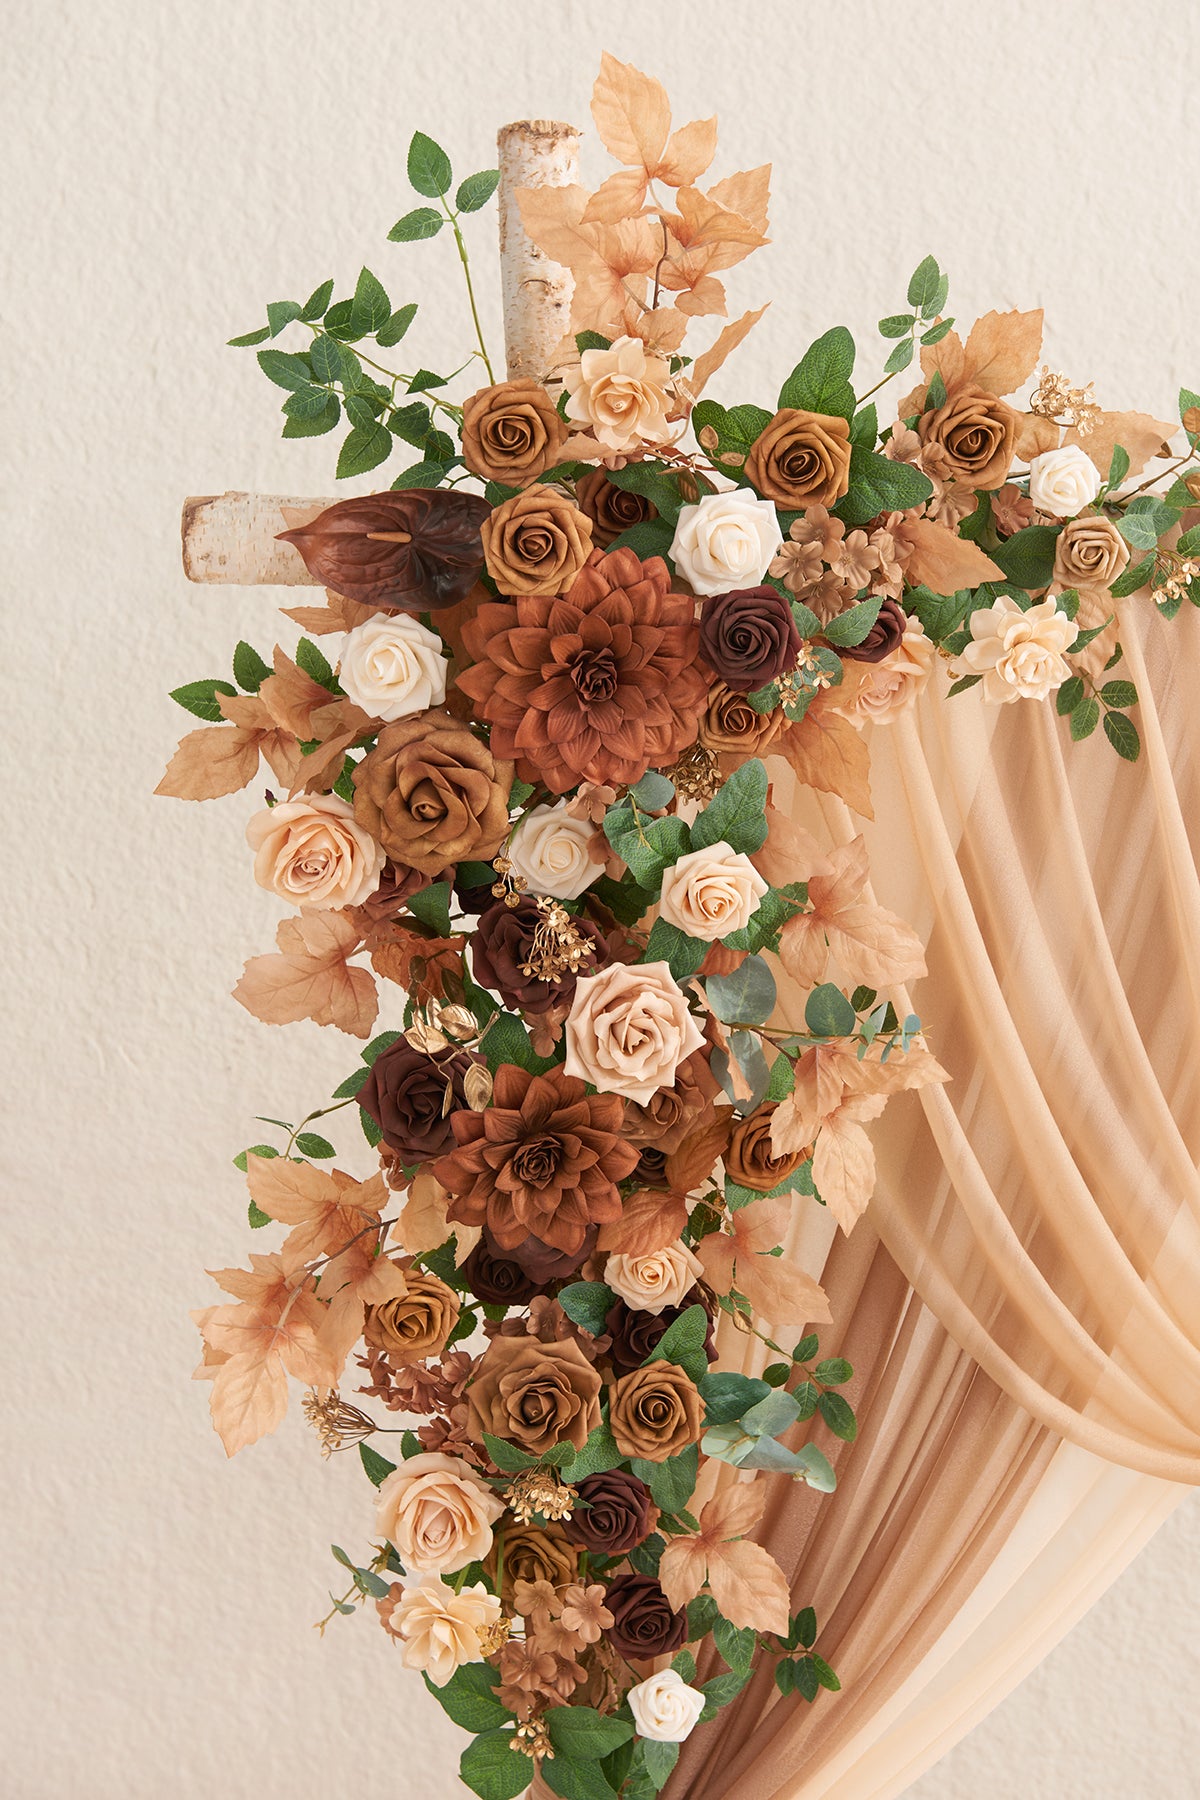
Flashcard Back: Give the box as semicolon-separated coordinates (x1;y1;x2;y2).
246;792;385;910
391;1576;501;1686
1052;513;1130;592
658;840;769;942
605;1240;705;1313
564;336;673;453
375;1452;505;1575
829;617;937;726
563;961;706;1106
959;593;1078;703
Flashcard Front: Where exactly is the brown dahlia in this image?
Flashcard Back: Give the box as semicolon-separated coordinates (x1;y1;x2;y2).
455;547;707;794
434;1063;639;1257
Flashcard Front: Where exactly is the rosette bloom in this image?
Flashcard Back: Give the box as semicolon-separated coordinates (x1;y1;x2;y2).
352;710;514;872
564;962;705;1106
460;379;568;484
698;586;801;691
575;466;657;547
456;548;706;794
745;408;853;510
959;594;1079;703
471;898;611;1015
434;1063;640;1256
391;1577;502;1687
246;792;385;911
628;1669;706;1742
375;1452;505;1575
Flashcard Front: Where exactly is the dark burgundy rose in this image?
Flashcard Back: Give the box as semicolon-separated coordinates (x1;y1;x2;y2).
605;1572;688;1660
698;586;802;692
575;467;658;549
605;1291;718;1378
462;1232;543;1307
471;898;611;1014
453;865;498;917
359;1038;471;1161
564;1470;657;1555
505;1225;598;1285
633;1146;670;1188
356;859;432;925
277;489;490;612
840;597;908;664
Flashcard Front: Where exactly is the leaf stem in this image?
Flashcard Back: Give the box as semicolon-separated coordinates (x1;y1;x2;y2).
442;200;495;383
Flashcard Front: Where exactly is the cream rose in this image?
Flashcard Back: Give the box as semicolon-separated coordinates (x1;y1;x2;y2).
375;1452;505;1575
336;612;448;722
628;1669;707;1742
506;802;601;901
658;839;769;942
1027;444;1102;517
393;1577;501;1687
564;961;705;1106
246;792;385;910
605;1240;705;1313
959;593;1078;704
671;489;783;597
564;336;673;453
830;618;936;727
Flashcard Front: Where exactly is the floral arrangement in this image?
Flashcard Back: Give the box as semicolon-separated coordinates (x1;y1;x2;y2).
162;53;1200;1800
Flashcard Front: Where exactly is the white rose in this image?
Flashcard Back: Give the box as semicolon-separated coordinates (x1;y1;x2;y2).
336;612;448;722
658;839;769;941
959;593;1078;704
507;802;601;900
628;1669;707;1743
605;1241;705;1312
1027;444;1102;518
671;490;783;597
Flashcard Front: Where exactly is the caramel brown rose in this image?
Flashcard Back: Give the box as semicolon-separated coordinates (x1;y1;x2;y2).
745;407;853;509
605;1294;717;1378
471;897;611;1015
698;681;784;762
563;1470;657;1555
461;1233;543;1307
918;383;1017;491
839;597;909;665
608;1362;704;1463
360;1037;473;1162
575;467;657;548
698;587;802;693
623;1048;722;1157
435;1063;639;1256
604;1572;687;1661
726;1102;810;1192
364;1271;460;1366
1051;513;1131;592
485;1520;578;1602
460;378;568;485
352;709;513;873
465;1334;602;1456
482;486;594;598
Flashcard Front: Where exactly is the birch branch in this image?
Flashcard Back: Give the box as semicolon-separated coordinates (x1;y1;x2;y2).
181;493;332;586
497;118;579;382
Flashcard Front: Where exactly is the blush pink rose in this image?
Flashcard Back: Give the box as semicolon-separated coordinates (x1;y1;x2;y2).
375;1452;505;1575
563;961;705;1106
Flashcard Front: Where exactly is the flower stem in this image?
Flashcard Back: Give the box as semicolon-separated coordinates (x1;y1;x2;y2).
443;201;495;384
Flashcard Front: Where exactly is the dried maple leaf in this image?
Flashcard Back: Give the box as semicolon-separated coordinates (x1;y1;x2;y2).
156;713;282;801
811;1093;887;1234
280;591;379;636
398;1167;480;1263
595;1189;689;1256
591;52;672;170
672;276;728;319
696;1198;831;1327
1063;409;1175;480
659;1481;791;1635
233;911;378;1038
918;309;1044;402
364;920;467;1008
779;836;927;990
777;695;874;819
689;305;770;397
707;166;772;235
663;1110;734;1196
893;516;1002;592
259;646;336;739
753;803;833;889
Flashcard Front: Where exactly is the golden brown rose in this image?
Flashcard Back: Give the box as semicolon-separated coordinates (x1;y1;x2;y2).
465;1333;603;1455
1051;513;1130;592
460;379;568;485
745;408;853;509
485;1520;578;1602
608;1362;704;1463
364;1271;460;1366
481;486;594;597
918;383;1017;491
575;467;657;547
726;1103;809;1192
698;682;784;762
352;709;513;872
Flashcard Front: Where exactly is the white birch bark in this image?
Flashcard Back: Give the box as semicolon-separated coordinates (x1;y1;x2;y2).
497;117;579;382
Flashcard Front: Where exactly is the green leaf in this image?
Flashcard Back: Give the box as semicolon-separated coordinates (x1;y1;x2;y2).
699;1668;749;1714
228;325;271;347
337;423;393;479
283;382;340;422
359;1106;383;1148
349;266;390;336
714;1614;757;1673
299;278;334;321
605;808;690;894
359;1442;397;1487
699;1371;772;1424
706;954;776;1025
292;636;336;692
793;1657;821;1702
907;255;945;314
648;1304;709;1371
331;1065;370;1099
692;758;768;855
605;516;677;563
641;1739;680;1790
692;399;773;461
947;673;982;697
722;884;806;956
282;395;340;438
1055;675;1085;717
814;1357;853;1385
643;916;708;982
805;983;856;1037
606;460;685;526
482;1432;538;1473
390;460;449;490
360;1029;404;1064
376;303;418;347
247;1200;271;1229
883;337;914;375
792;1605;818;1650
1106;444;1130;490
308;332;347;387
878;314;914;339
589;871;655;926
628;770;676;810
1109;553;1156;599
562;1414;623;1481
266;299;303;336
408;130;453;198
1118;512;1164;552
479;1009;553;1076
557;1282;616;1338
811;1653;841;1691
778;326;856;420
835;445;933;526
456;169;501;213
632;1444;699;1513
169;678;237;722
295;1132;335;1159
425;1664;512;1733
822;593;883;648
921;316;955;345
233;640;271;693
793;1332;820;1363
989;524;1061;590
406;879;453;937
1103;710;1141;761
256;347;313;391
459;1728;530;1800
388;206;443;243
1180;386;1200;429
850;403;878;447
1069;696;1100;741
1100;679;1138;709
541;1756;618;1800
575;330;613;352
907;584;971;645
546;1707;633;1760
817;1391;857;1440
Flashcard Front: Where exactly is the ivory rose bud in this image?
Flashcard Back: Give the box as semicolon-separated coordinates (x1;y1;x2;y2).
959;593;1079;703
506;801;601;901
671;489;783;597
1028;444;1102;517
605;1240;705;1313
830;618;936;726
246;792;385;910
658;839;769;942
564;962;705;1106
375;1452;505;1575
392;1577;501;1687
1052;513;1130;591
336;612;447;722
628;1668;707;1743
564;335;673;452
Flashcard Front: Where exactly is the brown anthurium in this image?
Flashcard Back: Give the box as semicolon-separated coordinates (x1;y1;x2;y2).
276;489;491;611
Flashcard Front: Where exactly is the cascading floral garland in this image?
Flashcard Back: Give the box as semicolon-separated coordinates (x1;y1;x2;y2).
163;53;1200;1800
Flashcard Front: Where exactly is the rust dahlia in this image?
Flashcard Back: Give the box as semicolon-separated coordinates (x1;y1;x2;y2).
435;1063;639;1256
455;546;707;793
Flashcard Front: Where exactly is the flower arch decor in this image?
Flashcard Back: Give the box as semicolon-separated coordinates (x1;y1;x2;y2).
162;53;1200;1800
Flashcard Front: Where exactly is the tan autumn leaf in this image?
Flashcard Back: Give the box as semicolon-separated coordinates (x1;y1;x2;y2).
205;1350;289;1456
655;117;718;187
517;184;607;279
752;803;833;889
233;911;378;1038
1068;583;1121;680
289;696;374;795
1063;409;1175;480
591;52;671;170
672;186;767;270
399;1166;482;1264
707;165;772;234
894;516;1002;593
194;1252;338;1455
659;1480;790;1634
581;167;650;224
280;591;377;635
779;836;927;991
960;309;1044;399
689;305;770;398
812;1106;877;1234
632;306;690;355
854;1038;950;1099
672;277;728;319
259;645;336;738
156;725;262;800
697;1197;831;1326
777;700;874;819
769;1041;863;1152
245;1155;388;1266
596;1189;689;1255
1013;412;1061;461
217;692;305;786
664;1110;733;1196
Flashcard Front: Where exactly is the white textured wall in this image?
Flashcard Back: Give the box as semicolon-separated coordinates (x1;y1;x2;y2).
4;1;1198;1795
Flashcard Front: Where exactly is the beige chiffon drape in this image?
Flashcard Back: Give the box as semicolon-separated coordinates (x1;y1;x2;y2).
655;594;1200;1798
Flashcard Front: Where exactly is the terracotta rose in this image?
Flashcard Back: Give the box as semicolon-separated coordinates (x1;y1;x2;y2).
465;1333;603;1456
460;379;567;484
745;407;853;509
364;1271;460;1366
608;1362;704;1463
726;1102;810;1192
352;709;513;872
481;486;594;598
918;382;1017;490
